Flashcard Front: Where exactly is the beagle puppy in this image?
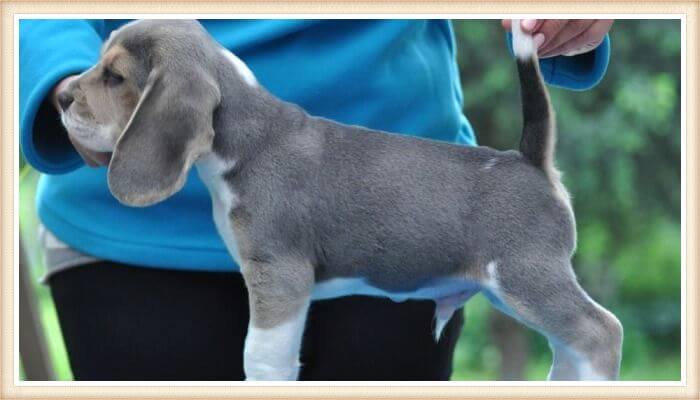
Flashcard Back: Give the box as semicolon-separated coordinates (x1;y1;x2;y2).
57;19;623;381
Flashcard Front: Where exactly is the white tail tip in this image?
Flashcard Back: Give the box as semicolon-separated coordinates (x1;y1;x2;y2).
511;19;536;60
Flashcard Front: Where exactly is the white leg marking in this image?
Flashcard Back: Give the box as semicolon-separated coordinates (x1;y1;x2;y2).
244;301;309;381
548;340;607;381
577;359;607;381
511;19;536;60
220;48;258;87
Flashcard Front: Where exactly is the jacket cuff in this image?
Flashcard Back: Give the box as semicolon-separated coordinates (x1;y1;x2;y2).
20;61;93;174
540;35;610;91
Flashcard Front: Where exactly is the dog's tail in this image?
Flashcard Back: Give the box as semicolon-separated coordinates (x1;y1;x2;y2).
511;19;557;180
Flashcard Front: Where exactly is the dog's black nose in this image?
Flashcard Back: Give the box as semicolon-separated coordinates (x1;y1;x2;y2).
57;91;73;112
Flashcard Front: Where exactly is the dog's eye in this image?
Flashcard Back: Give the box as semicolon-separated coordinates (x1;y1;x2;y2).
103;68;124;87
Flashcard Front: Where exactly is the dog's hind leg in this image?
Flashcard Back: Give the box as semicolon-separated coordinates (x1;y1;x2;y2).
481;259;623;380
240;258;314;381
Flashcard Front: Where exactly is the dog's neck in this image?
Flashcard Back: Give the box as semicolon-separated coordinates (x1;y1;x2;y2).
195;52;311;180
214;88;307;160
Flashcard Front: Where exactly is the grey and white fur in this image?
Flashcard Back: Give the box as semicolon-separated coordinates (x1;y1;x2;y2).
57;19;623;381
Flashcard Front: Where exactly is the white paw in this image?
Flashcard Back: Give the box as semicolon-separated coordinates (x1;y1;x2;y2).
244;361;300;381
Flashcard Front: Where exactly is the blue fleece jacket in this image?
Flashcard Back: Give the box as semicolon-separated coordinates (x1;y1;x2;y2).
20;20;610;272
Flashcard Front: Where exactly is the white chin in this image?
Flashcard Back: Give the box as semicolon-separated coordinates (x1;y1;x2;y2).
62;114;115;152
77;136;114;153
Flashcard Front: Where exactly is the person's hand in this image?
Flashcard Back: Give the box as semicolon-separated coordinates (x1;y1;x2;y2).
501;19;614;59
52;75;112;167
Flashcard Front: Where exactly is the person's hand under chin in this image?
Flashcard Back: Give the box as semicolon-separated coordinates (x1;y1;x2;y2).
52;75;113;167
501;19;614;58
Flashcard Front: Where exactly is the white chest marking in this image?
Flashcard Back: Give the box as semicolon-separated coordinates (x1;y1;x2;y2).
220;48;257;87
195;153;242;265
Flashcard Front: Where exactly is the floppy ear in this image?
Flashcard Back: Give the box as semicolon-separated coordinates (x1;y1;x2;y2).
108;65;220;207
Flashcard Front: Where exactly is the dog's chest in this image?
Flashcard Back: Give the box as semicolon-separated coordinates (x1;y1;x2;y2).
195;154;242;264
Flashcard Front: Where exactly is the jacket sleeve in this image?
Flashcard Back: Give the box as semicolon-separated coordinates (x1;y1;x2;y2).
20;19;107;174
506;33;611;91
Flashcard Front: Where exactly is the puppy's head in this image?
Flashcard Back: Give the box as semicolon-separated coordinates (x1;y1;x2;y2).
59;20;222;207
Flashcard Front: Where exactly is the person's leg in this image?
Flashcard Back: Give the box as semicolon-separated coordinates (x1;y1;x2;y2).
299;296;464;381
50;261;464;381
48;261;250;380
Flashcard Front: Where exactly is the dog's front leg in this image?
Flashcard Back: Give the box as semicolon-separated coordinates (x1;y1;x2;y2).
241;258;314;381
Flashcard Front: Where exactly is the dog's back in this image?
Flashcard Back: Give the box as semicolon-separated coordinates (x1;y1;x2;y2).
284;22;575;289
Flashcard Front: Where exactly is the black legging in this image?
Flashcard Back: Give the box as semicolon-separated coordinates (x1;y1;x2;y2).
48;261;464;380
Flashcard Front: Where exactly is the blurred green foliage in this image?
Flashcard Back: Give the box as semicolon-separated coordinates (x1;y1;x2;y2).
20;19;680;381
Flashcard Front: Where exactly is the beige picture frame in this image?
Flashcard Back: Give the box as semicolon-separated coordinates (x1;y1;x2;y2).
2;1;697;398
